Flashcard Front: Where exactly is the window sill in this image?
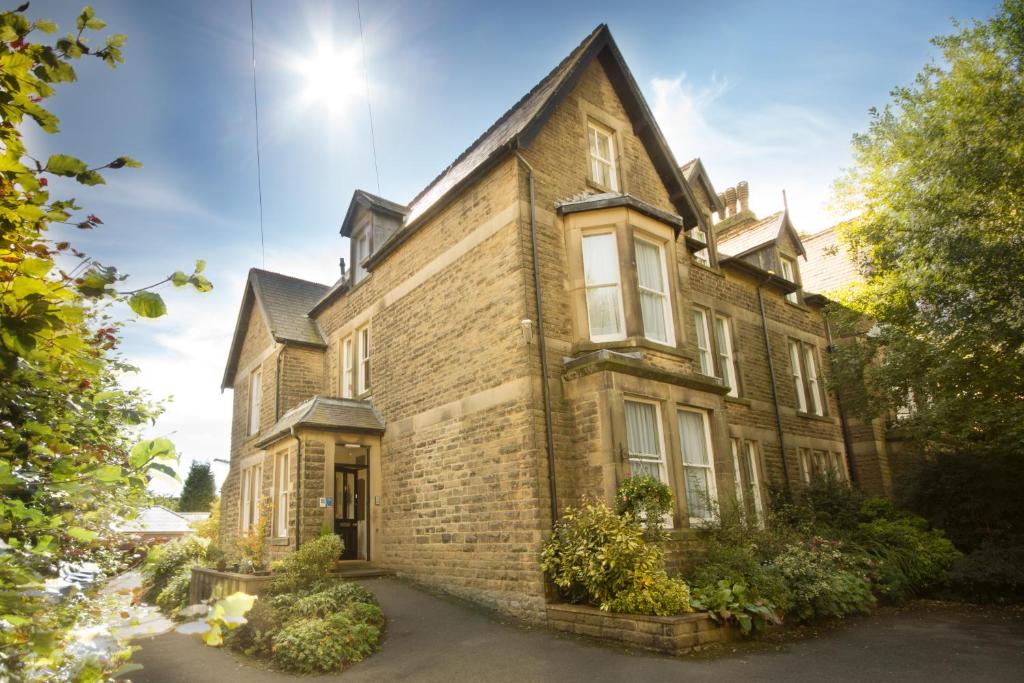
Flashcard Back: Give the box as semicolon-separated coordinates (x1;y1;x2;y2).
585;177;618;195
796;411;835;424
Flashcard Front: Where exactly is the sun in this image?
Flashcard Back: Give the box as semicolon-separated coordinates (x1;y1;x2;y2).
292;40;363;117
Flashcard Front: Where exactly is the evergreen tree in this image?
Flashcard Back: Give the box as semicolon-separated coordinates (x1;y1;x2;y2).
178;461;216;512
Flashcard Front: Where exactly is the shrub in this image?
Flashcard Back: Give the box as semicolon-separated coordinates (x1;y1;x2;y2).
155;562;199;615
768;540;875;622
224;599;282;657
614;475;673;539
690;580;781;635
855;516;960;601
142;536;209;604
603;572;691;616
946;541;1024;604
540;500;666;610
343;601;385;628
271;534;343;594
271;614;380;673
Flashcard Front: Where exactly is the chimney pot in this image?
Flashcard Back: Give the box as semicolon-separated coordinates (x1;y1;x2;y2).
737;181;749;212
339;257;347;277
724;186;737;217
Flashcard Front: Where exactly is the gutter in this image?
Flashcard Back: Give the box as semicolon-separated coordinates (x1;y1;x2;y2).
293;430;302;551
516;150;559;528
757;277;792;496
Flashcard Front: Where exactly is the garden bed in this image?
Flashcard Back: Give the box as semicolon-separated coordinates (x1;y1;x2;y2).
546;603;736;655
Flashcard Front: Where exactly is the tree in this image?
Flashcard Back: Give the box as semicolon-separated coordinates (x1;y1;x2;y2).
0;4;211;679
178;461;216;512
830;0;1024;453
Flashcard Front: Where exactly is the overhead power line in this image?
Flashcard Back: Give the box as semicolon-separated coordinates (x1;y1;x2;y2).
356;0;381;194
249;0;266;267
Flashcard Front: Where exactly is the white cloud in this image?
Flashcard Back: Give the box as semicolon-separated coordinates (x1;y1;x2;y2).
650;73;850;234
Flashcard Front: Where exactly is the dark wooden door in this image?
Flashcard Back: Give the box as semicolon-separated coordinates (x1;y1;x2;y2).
334;465;363;560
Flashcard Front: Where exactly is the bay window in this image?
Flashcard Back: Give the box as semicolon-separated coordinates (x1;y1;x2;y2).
582;232;625;341
635;237;673;345
624;399;672;528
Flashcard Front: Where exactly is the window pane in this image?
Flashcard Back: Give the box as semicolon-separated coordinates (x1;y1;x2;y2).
684;467;712;519
789;342;807;411
625;401;660;458
630;459;662;480
582;233;619;285
678;410;709;466
586;286;622;338
714;316;735;394
804;347;823;415
640;291;668;343
635;241;664;292
693;310;713;375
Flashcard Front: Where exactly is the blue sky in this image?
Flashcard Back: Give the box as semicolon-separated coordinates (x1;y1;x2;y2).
32;0;997;492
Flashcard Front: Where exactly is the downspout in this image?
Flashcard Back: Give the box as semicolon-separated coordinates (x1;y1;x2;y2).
757;278;792;496
515;151;559;527
292;431;302;551
822;315;860;485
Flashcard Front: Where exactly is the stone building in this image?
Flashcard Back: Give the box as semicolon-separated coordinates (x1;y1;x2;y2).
219;24;891;620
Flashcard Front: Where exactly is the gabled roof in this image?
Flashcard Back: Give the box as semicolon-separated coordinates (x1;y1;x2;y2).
680;158;725;215
361;24;701;263
716;210;806;260
340;189;408;238
800;224;861;295
221;269;330;390
256;396;385;448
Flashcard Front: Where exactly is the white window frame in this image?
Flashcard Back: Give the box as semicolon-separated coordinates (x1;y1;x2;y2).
789;340;808;412
357;326;371;396
781;256;799;304
247;368;262;436
730;438;745;505
692;308;714;376
677;407;718;524
714;314;739;397
581;231;627;342
692;225;711;266
274;451;291;538
803;345;824;416
352;222;371;284
623;398;673;529
239;463;262;532
341;336;354;398
587;120;618;191
634;236;674;346
742;440;765;522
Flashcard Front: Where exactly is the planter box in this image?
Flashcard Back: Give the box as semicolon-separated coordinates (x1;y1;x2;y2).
189;567;275;605
546;603;737;655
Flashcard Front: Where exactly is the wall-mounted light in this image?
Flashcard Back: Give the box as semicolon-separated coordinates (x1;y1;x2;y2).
520;318;534;346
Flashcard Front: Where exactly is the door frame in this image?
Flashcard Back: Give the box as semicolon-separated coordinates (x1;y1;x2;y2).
333;462;370;561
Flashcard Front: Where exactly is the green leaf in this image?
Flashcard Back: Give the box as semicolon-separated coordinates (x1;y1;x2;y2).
75;169;105;186
170;271;189;286
67;527;98;543
194;259;206;273
129;437;176;469
93;464;123;483
128;291;167;318
45;154;87;177
35;19;58;33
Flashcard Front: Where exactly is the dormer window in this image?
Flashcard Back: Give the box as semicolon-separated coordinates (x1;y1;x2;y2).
587;120;618;191
780;256;799;303
352;222;371;284
692;225;711;267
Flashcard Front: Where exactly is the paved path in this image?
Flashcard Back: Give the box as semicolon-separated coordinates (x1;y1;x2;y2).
130;578;1024;682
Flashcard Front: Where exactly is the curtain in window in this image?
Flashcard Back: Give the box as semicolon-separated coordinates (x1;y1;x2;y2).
678;410;713;519
636;240;668;343
583;234;622;338
789;342;807;411
692;310;713;375
625;401;664;481
714;317;734;392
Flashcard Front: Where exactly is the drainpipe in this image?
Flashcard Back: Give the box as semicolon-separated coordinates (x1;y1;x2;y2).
292;431;302;551
515;151;559;527
757;279;792;496
822;315;860;485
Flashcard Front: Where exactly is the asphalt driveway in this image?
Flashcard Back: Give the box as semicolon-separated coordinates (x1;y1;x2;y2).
130;577;1024;682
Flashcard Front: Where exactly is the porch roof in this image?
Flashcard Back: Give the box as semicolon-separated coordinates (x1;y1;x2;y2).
256;396;385;448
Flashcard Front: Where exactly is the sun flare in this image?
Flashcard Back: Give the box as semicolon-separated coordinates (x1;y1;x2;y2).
292;41;363;117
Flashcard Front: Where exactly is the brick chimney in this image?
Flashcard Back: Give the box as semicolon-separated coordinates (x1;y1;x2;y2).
715;180;758;235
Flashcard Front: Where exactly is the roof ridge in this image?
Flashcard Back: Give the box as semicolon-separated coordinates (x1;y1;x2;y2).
251;268;330;289
404;23;607;210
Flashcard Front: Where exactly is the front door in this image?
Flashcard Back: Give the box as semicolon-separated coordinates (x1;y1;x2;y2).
334;464;367;560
